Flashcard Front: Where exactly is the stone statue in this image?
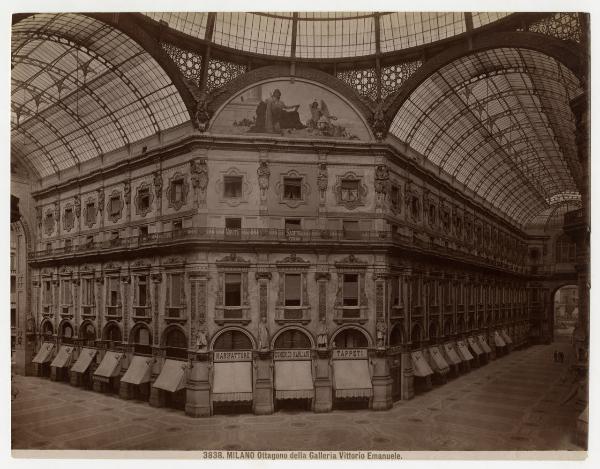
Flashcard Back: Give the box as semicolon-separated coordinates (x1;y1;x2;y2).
195;327;208;352
317;319;328;348
258;317;270;351
376;320;387;348
257;161;270;199
74;195;81;219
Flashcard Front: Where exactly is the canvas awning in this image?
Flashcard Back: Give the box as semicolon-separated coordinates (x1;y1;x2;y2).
427;347;450;374
93;351;124;383
477;335;493;354
467;337;484;356
494;331;507;347
274;360;314;399
443;342;462;365
456;341;474;361
50;345;74;368
32;342;54;364
71;347;97;373
212;361;253;402
411;351;434;378
121;355;153;385
153;359;188;393
501;329;513;345
332;359;372;398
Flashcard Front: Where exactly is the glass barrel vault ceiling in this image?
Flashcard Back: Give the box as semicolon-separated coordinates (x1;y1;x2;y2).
144;12;511;58
389;48;583;227
11;13;189;178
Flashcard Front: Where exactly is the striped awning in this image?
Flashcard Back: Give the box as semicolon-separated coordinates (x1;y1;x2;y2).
477;335;493;354
443;342;462;365
71;347;97;373
427;346;450;374
153;359;188;393
456;341;474;361
32;342;54;364
467;337;484;356
333;359;372;398
411;351;434;378
274;361;314;399
93;351;124;382
212;361;253;402
50;345;74;368
121;355;153;385
494;331;507;347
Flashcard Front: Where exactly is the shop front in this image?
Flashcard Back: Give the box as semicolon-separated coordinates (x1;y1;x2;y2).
456;339;474;370
92;350;124;393
211;330;254;414
494;330;507;356
32;341;54;377
442;341;462;376
410;350;433;393
50;344;74;381
467;336;485;366
426;345;450;384
272;329;314;411
476;334;492;362
152;358;189;410
70;347;98;388
500;329;513;351
120;355;154;401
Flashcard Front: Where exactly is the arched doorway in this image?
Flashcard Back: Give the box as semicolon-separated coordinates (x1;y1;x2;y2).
553;284;578;342
41;320;54;340
332;327;369;349
211;328;254;413
272;328;314;411
59;321;74;344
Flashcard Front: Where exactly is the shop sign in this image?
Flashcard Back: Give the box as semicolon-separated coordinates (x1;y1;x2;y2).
333;348;368;360
213;350;252;362
273;349;312;361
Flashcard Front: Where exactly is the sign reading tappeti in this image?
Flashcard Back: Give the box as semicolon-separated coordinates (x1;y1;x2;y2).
333;349;368;360
274;350;312;361
214;351;252;362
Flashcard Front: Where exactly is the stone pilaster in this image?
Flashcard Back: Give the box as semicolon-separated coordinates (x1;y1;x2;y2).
253;350;274;415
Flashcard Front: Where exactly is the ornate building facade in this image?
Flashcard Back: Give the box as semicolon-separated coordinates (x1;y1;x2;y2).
11;12;588;418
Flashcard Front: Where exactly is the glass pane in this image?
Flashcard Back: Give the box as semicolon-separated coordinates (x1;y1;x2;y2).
343;274;358;306
285;274;302;306
225;273;242;306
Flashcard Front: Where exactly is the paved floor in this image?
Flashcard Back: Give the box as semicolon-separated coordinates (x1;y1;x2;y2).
11;341;585;452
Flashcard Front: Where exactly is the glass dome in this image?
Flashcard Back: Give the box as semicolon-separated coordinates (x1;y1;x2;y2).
143;12;512;58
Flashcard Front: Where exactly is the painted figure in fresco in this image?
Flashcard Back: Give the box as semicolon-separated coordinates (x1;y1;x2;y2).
307;98;337;130
251;89;304;133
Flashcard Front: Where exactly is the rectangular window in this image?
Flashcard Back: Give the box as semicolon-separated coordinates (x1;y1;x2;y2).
11;308;16;328
224;273;242;307
46;242;52;252
138;225;148;238
340;179;359;202
225;218;242;238
171;179;184;203
64;238;72;251
10;253;15;271
285;218;301;237
110;196;120;216
61;279;72;305
392;276;401;306
283;177;302;200
139;187;150;210
284;273;302;307
43;280;52;304
86;202;95;224
64;207;73;224
172;219;183;233
224;176;243;198
11;276;16;294
429;280;437;306
411;278;420;307
137;275;148;307
343;274;359;307
170;273;183;307
108;277;120;307
82;278;93;306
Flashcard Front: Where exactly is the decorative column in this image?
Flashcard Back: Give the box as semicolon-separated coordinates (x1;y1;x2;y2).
95;274;104;338
314;271;332;412
72;276;80;335
371;271;392;410
149;346;166;407
151;272;162;345
185;273;210;417
257;156;270;216
316;156;328;220
52;275;59;343
121;273;131;341
190;155;209;227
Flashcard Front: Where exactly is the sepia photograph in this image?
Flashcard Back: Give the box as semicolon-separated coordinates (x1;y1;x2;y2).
7;1;594;462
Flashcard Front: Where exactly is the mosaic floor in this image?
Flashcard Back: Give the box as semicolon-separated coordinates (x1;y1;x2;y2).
11;341;585;452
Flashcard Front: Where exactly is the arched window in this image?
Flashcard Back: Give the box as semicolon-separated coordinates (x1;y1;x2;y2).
410;323;422;345
103;323;122;343
131;325;152;354
274;329;311;349
333;328;368;348
163;327;188;358
444;319;453;336
60;322;73;342
213;330;252;350
42;320;54;338
428;322;438;341
80;322;96;341
555;234;576;262
389;325;404;346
